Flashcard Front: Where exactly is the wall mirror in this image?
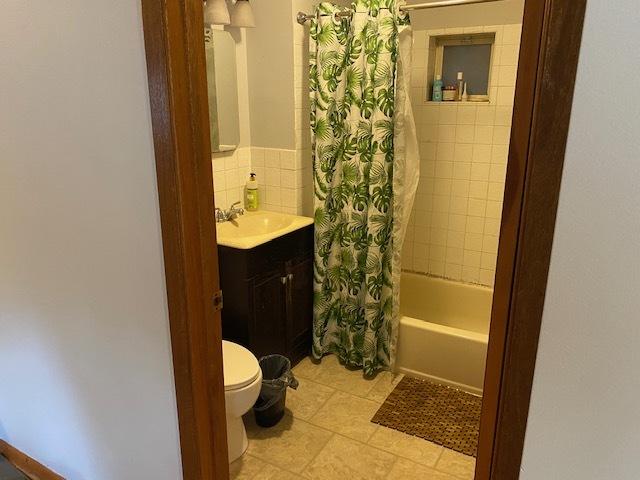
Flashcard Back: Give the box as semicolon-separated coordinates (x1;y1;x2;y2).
205;28;240;152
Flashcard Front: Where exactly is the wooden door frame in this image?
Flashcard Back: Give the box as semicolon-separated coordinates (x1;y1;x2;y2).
141;0;229;479
475;1;586;478
139;0;586;479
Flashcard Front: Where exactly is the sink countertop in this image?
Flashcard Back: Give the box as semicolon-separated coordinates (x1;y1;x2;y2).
215;210;314;249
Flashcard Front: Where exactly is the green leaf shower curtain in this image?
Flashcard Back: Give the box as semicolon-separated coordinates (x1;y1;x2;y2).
310;0;418;375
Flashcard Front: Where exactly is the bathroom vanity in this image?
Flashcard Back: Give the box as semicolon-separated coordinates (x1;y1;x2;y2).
216;212;314;366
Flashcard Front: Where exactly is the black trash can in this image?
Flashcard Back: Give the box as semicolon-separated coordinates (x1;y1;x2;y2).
253;355;299;427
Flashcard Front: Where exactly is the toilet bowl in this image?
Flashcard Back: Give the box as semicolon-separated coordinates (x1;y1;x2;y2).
222;340;262;463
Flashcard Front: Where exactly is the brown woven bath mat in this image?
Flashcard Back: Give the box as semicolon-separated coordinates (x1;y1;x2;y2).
371;376;481;457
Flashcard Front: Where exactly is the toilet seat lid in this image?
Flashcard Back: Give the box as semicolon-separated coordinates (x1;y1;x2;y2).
222;341;260;391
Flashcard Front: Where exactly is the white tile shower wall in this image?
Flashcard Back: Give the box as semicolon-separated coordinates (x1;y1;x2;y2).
292;0;323;216
403;24;522;287
290;0;350;216
292;5;311;216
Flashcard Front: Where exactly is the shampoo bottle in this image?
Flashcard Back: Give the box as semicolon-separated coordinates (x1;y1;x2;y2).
245;173;259;211
457;72;464;101
432;74;443;102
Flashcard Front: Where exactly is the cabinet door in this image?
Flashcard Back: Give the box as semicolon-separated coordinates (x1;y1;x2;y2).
251;269;287;358
285;257;313;360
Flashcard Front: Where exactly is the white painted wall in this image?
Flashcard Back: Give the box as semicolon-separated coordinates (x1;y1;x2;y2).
0;2;182;480
520;2;640;478
246;0;296;149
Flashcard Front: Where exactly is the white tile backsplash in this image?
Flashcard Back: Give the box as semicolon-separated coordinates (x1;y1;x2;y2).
250;147;305;215
212;147;252;211
211;146;307;216
403;23;521;287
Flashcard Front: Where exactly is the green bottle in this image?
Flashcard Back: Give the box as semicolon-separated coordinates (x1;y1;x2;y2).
245;173;259;211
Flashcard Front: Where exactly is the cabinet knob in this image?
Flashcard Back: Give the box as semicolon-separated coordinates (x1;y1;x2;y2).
281;276;287;285
287;273;294;282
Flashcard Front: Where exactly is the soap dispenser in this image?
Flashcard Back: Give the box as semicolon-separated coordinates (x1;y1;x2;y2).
245;173;259;211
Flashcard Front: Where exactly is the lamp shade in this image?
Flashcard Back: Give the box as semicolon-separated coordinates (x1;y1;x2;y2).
230;0;256;28
204;0;230;26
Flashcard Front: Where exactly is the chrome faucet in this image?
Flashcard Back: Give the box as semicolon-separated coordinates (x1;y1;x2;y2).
215;201;245;223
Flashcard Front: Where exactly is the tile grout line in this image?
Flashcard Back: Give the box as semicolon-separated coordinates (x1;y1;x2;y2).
303;390;383;442
314;432;400;468
293;360;392;402
301;431;337;477
362;422;380;444
365;425;445;471
433;449;477;480
301;385;338;424
282;411;336;437
244;452;307;480
433;447;446;472
384;453;403;478
244;415;336;478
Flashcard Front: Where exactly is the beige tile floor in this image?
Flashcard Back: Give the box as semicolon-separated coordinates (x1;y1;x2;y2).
231;354;476;480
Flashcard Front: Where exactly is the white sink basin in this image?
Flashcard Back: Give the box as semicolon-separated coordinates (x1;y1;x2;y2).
216;210;314;249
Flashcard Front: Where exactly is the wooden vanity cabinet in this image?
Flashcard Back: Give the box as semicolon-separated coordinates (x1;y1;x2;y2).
218;225;313;366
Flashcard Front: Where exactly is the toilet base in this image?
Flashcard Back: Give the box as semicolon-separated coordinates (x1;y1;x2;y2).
226;415;248;463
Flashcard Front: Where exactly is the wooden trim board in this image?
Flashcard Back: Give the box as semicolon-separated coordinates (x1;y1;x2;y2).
140;0;229;479
0;440;65;480
476;0;587;478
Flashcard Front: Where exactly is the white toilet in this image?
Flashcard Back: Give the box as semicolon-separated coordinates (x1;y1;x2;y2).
222;340;262;463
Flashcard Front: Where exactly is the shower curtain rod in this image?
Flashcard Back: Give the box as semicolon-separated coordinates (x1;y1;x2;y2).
296;0;502;24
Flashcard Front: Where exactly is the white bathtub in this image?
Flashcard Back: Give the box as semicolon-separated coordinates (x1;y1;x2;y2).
395;272;492;395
